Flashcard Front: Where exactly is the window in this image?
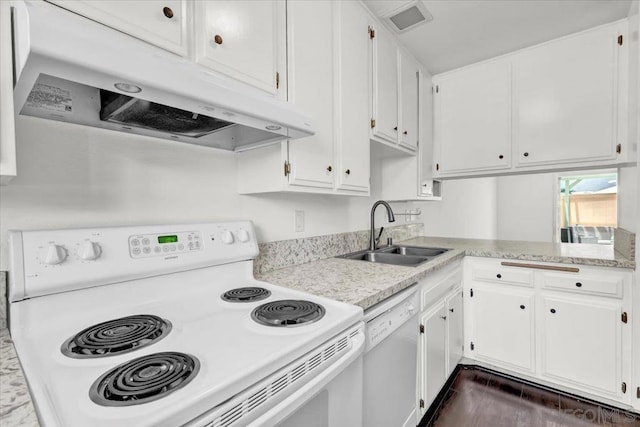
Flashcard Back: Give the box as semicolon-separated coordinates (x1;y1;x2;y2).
558;172;617;245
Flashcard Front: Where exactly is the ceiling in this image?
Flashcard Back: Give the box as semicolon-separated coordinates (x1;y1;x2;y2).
363;0;633;75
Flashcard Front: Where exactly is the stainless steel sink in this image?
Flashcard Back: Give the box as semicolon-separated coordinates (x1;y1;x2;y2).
378;245;449;257
337;246;450;267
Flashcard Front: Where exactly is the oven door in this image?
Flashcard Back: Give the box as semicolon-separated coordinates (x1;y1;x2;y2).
248;327;364;427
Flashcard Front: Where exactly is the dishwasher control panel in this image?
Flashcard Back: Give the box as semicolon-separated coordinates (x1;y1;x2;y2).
365;291;418;352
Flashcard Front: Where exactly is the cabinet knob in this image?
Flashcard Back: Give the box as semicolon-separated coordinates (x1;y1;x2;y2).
575;282;582;288
449;308;454;313
162;6;174;18
496;273;502;279
214;35;224;45
393;126;398;131
345;169;351;175
523;152;529;157
403;130;408;135
326;165;332;172
520;305;526;310
499;154;504;159
439;315;447;320
550;308;556;314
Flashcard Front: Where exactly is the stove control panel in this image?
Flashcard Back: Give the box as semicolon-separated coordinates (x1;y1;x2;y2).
128;231;202;258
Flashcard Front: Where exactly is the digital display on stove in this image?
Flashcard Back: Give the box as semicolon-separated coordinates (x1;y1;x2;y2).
157;235;178;244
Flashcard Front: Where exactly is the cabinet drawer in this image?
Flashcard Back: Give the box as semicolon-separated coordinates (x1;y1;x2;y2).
541;272;622;298
472;265;533;287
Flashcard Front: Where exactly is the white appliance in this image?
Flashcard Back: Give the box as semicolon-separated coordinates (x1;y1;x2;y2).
363;284;419;427
9;1;314;152
7;221;364;427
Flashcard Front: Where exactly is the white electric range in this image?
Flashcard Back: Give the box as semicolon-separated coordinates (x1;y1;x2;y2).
7;221;364;427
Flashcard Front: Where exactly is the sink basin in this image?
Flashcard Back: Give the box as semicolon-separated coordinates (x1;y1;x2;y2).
379;245;449;257
337;246;450;267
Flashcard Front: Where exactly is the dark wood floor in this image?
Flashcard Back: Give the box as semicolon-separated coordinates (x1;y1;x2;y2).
423;366;640;427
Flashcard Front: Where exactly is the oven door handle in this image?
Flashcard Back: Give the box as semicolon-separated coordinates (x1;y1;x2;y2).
246;325;365;427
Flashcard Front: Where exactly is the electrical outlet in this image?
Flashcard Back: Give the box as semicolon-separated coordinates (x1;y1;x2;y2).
294;210;305;232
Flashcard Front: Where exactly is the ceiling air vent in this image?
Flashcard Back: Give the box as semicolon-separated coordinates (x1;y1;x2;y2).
384;1;433;33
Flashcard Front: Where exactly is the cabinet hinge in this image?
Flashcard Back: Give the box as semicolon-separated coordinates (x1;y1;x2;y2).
616;143;622;154
622;382;627;393
276;72;280;89
621;311;628;324
618;35;623;46
370;118;376;129
470;342;475;351
419;399;425;409
419;324;425;334
368;26;375;39
284;160;291;177
470;288;473;297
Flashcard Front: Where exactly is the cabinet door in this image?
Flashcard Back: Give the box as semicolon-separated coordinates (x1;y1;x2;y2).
419;301;447;413
286;1;334;189
47;0;188;56
0;0;16;184
335;0;370;193
541;295;623;397
470;285;534;372
514;23;625;166
400;50;419;151
433;59;511;174
446;289;464;376
195;1;285;95
371;26;399;144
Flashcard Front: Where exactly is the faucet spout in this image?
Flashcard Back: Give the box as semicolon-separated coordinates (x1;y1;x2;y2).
370;200;395;251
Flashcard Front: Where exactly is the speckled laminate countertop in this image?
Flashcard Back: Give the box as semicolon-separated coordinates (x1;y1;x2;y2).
257;236;635;309
0;236;634;427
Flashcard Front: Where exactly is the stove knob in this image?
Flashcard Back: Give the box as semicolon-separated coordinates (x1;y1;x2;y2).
77;241;102;261
222;230;235;244
43;244;68;265
237;229;250;243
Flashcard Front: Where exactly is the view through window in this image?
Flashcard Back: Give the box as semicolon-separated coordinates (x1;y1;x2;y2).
558;172;617;245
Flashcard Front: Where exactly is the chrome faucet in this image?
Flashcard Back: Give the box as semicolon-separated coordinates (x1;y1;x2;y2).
370;200;396;251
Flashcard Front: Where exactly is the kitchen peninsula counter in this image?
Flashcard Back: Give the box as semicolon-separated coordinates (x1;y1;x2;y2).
1;237;634;427
257;237;635;310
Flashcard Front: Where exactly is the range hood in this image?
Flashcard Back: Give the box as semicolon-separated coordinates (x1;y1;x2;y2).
10;1;314;152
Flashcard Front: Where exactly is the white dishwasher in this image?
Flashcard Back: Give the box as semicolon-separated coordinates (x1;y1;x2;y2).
363;283;419;427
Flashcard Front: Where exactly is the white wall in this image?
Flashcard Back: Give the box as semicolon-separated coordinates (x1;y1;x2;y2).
420;177;498;239
0;116;428;270
496;173;556;242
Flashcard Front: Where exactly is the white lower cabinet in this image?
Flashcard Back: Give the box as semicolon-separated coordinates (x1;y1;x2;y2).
469;285;535;372
540;295;623;399
464;257;633;407
417;261;463;418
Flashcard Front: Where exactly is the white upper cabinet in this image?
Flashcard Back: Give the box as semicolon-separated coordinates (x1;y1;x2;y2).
371;25;399;145
237;0;371;196
47;0;189;56
195;1;286;95
399;49;419;151
335;0;370;192
433;20;631;179
433;58;512;175
514;22;627;167
286;0;335;189
0;0;17;184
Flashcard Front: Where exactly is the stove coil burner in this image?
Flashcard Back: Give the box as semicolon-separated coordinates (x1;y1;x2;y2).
221;287;271;303
251;300;326;327
61;314;171;358
90;352;200;406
